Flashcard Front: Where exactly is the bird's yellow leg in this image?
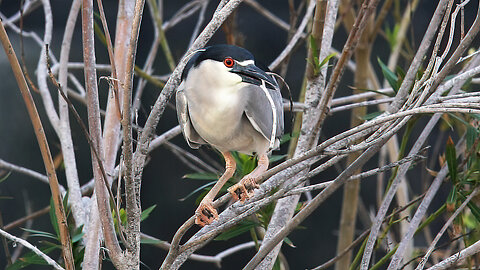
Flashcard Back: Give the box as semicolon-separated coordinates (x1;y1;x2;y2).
195;152;236;226
228;153;268;202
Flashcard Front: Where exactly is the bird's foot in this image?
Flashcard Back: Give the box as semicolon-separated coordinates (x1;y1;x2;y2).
228;176;260;202
195;200;218;227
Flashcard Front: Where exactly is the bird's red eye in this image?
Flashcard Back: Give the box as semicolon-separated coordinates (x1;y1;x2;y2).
223;57;234;68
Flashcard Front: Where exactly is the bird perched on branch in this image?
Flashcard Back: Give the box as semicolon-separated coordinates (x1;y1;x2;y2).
176;44;284;226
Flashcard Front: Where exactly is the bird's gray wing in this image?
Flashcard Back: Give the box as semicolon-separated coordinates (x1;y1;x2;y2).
176;84;207;149
244;83;284;149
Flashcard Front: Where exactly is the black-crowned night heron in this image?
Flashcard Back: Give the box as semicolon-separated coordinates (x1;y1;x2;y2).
176;44;284;226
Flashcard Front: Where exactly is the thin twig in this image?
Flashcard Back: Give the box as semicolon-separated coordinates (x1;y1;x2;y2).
0;228;64;270
268;0;315;70
417;186;480;270
427;238;480;270
4;206;50;231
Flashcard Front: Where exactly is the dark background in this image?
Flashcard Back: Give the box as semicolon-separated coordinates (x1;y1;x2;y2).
0;0;469;269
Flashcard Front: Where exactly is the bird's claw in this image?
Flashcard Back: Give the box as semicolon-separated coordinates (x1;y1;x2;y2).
195;202;218;227
228;177;259;202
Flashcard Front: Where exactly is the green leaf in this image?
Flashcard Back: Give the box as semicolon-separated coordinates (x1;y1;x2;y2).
395;66;406;81
445;136;458;184
352;87;395;97
467;200;480;222
466;126;479;168
0;171;11;183
463;211;478;229
49;198;60;239
280;132;297;144
140;236;164;245
319;53;337;69
120;208;127;226
466;126;478;150
242;156;257;176
362;111;384;120
470;114;480;121
447;186;457;208
6;246;57;270
215;220;258;241
269;154;287;163
93;20;107;47
307;36;336;76
183;172;219;181
21;228;57;240
70;225;84;244
141;205;157;222
179;181;216;202
283;237;296;248
273;258;281;270
72;231;84;244
309;35;318;52
385;23;400;49
457;191;480;222
378;58;399;92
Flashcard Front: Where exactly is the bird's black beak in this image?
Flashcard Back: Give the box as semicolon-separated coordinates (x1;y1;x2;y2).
231;64;277;88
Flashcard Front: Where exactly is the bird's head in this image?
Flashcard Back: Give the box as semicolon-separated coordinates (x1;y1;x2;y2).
182;44;278;88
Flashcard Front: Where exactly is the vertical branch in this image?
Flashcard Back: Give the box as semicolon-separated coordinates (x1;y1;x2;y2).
306;0;327;81
36;0;60;130
312;0;381;139
0;21;75;270
121;0;145;267
57;0;85;229
84;0;134;267
81;0;125;267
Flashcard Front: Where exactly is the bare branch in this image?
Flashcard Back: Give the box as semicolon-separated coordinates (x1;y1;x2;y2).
268;0;315;70
82;0;125;266
427;238;480;270
0;228;65;270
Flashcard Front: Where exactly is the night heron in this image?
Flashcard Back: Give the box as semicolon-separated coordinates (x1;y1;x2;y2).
176;44;284;226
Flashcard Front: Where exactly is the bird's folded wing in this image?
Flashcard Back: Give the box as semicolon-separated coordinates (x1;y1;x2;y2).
244;84;284;148
176;87;207;149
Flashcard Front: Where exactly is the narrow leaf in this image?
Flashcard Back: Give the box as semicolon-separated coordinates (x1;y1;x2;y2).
0;171;11;183
319;52;337;68
445;136;458;184
179;181;216;202
215;220;258;241
362;111;383;120
6;246;57;270
182;172;219;181
48;198;60;239
378;58;399;92
141;205;157;222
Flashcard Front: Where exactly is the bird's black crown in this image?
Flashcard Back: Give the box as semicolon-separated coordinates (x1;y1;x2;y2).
182;45;268;80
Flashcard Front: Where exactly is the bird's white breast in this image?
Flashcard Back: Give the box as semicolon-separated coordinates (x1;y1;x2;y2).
183;60;269;154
